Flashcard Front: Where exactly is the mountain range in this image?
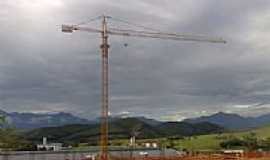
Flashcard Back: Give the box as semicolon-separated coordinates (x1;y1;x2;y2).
0;109;91;129
1;108;270;130
184;112;270;130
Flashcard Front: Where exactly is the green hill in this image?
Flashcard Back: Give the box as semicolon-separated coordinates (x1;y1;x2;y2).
23;117;224;145
173;124;270;151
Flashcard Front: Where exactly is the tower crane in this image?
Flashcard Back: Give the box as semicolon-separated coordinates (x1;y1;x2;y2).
61;15;226;160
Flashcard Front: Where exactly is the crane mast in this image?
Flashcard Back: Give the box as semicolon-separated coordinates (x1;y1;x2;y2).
100;16;109;160
61;15;226;160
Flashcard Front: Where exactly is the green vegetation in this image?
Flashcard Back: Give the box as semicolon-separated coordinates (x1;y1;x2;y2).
0;115;35;151
2;115;270;152
170;124;270;151
24;117;223;146
173;135;222;150
0;115;5;125
74;125;270;151
22;117;270;151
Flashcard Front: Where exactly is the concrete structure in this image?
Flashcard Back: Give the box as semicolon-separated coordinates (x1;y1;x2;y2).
37;137;63;151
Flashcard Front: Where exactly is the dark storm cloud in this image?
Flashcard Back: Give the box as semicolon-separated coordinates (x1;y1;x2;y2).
1;0;270;120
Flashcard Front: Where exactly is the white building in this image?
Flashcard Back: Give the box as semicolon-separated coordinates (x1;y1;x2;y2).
144;142;158;148
37;137;63;151
130;136;136;147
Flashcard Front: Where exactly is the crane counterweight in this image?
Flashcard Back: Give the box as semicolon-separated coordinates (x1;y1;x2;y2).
61;25;74;33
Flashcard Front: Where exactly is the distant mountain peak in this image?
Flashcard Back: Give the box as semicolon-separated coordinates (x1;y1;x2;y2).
184;112;270;130
217;111;239;115
0;109;93;129
0;109;7;115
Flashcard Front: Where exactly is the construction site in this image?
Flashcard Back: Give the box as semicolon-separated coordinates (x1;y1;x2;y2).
30;15;266;160
62;15;226;160
1;1;270;160
1;149;270;160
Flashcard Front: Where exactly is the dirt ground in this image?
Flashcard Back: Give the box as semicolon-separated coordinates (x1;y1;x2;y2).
230;158;270;160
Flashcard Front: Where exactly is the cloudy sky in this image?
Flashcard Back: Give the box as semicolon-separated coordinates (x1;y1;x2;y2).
1;0;270;121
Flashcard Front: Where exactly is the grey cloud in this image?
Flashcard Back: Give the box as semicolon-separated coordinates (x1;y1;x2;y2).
0;0;270;120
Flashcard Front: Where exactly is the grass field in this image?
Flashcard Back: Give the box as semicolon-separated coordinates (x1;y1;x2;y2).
171;124;270;150
173;134;222;150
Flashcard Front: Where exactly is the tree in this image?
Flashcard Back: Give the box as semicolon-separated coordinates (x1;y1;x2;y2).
260;137;270;150
0;115;6;128
243;132;258;150
220;137;244;149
